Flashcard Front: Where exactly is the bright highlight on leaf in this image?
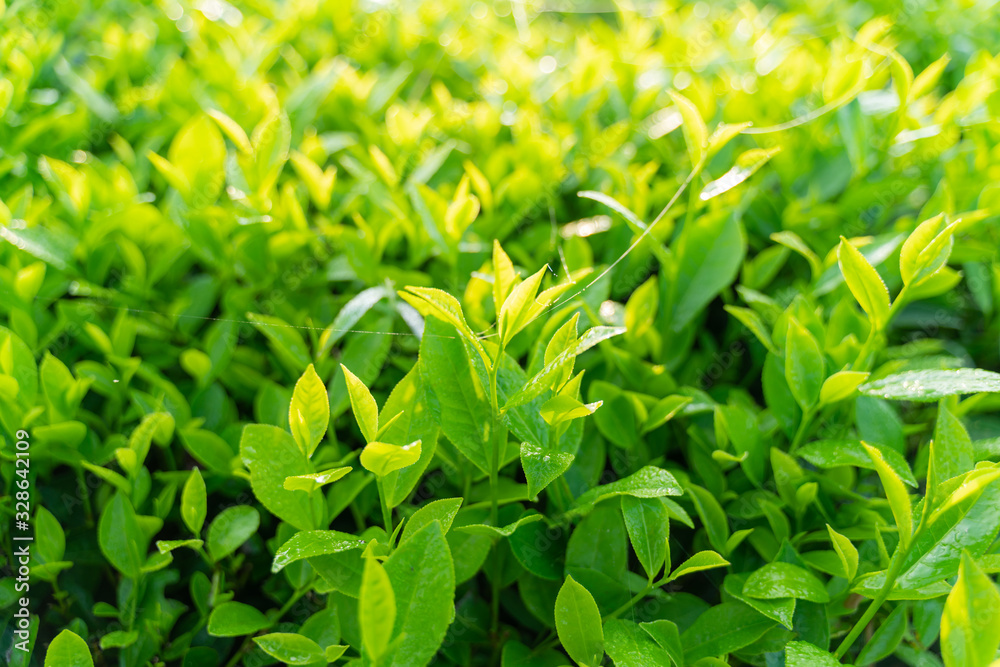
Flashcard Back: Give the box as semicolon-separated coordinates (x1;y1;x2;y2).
360;440;422;477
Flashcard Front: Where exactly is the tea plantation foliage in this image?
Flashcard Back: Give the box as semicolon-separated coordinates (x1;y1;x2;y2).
3;0;1000;665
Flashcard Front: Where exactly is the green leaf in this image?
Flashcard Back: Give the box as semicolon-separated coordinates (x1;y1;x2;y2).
98;631;138;650
698;147;780;201
900;214;960;287
666;551;729;582
43;630;94;667
639;620;683;667
360;440;421;477
401;498;463;543
284;466;352;493
686;483;730;555
324;645;349;662
668;90;707;166
378;365;440;508
454;513;544;537
420;317;493;474
819;371;869;405
669;211;746;332
941;551;1000;667
208;601;271;637
271;530;365;573
34;506;65;564
555;575;604;667
168;113;226;203
179;429;235;474
492;240;518;314
785;641;842;667
206;505;260;562
856;603;908;665
641;395;692;434
247;313;311;373
860;369;1000;402
798;438;918;487
399;286;487;363
156;539;203;554
837;237;891;330
784;318;825;410
127;411;174;471
573;466;683;511
770;231;822;280
521;442;575;500
360;557;395;662
897;477;1000;589
540;394;601;427
577;193;671;267
289;363;330;456
498;266;546;346
181;468;206;535
604;618;677;667
98;492;145;579
827;525;859;581
382;521;455;667
318;286;391;356
621;495;669;581
505;325;626;411
240;424;317;531
252;633;325;666
742;562;830;603
341;363;378;444
931;402;974;483
206;108;253;154
681;602;776;663
723;573;796;629
863;441;913;548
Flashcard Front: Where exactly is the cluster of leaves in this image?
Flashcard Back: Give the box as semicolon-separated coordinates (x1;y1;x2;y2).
3;0;1000;666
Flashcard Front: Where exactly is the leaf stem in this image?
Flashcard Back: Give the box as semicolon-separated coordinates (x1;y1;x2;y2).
602;572;671;621
376;477;393;537
886;282;911;326
488;358;502;528
851;328;880;372
789;405;816;454
834;550;906;660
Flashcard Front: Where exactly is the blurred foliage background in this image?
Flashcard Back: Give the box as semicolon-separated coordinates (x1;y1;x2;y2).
3;0;1000;665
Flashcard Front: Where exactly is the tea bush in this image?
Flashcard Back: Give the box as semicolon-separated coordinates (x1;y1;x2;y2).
3;0;1000;665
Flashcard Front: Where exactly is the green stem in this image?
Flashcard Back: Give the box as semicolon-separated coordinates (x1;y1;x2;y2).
487;354;507;645
223;586;311;667
272;586;309;625
886;283;911;326
851;328;880;372
683;175;699;231
488;359;502;528
603;581;655;621
834;551;906;660
376;477;393;538
789;406;816;454
77;468;94;527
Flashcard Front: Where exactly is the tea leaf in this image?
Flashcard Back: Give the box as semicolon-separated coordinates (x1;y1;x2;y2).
555;575;604;667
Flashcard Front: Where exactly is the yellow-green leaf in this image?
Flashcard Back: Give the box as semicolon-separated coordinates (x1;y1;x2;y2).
862;441;913;548
360;440;422;477
284;467;352;493
837;237;891;330
941;551;1000;667
668;90;707;167
360;557;396;663
341;364;378;444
